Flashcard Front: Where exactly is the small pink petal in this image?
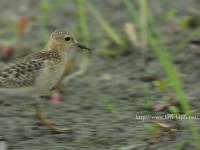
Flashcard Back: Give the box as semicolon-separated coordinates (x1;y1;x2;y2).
51;90;62;104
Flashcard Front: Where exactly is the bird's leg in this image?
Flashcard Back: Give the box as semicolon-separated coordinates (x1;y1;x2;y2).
34;98;72;133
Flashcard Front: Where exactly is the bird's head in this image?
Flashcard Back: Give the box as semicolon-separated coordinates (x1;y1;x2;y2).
48;29;91;52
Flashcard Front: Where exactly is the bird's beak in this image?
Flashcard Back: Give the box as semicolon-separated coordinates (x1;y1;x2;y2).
76;43;91;51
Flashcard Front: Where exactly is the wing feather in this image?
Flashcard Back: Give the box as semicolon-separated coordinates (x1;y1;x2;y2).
0;52;47;88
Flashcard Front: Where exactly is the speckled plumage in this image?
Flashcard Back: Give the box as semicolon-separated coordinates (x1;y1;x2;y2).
0;29;91;133
0;51;59;88
0;29;90;98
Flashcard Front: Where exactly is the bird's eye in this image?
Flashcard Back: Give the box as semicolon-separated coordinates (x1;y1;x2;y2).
65;37;71;41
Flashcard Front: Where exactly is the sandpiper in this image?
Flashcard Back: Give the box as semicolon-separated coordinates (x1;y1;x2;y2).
0;29;91;133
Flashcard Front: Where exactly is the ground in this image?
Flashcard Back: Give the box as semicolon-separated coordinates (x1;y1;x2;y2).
0;0;200;150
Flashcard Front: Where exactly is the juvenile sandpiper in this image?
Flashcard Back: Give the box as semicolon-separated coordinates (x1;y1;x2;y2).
0;29;91;133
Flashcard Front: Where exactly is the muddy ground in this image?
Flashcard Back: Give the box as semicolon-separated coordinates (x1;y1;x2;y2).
0;0;200;150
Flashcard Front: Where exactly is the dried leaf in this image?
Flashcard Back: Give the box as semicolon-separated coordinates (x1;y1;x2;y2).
0;47;14;59
123;23;140;48
18;16;28;39
153;104;170;111
156;122;171;129
156;122;178;134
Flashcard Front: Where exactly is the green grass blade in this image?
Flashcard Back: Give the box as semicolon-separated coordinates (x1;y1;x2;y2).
124;0;200;148
90;87;118;113
77;0;89;44
76;0;90;75
145;5;200;148
88;2;123;46
174;27;200;53
123;0;140;23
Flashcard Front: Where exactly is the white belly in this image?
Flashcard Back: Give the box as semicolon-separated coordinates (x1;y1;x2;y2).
34;63;65;95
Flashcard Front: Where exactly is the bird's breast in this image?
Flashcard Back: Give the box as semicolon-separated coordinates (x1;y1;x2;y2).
35;61;65;93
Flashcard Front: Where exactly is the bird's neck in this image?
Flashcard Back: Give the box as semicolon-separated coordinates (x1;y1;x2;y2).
47;43;68;62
